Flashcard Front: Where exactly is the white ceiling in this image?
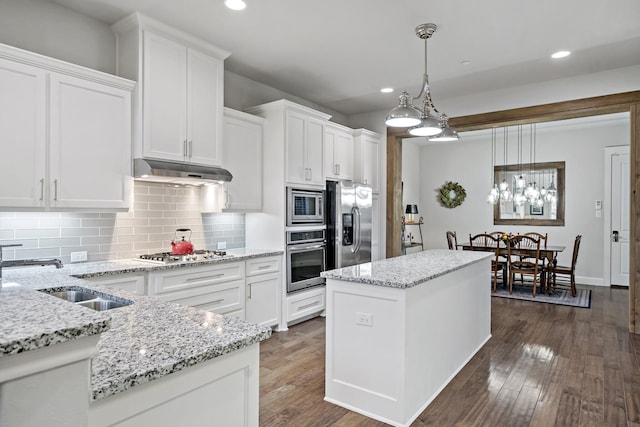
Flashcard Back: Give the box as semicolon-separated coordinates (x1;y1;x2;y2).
51;0;640;116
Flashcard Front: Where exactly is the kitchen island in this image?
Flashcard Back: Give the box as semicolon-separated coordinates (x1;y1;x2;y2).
0;249;279;427
321;249;493;427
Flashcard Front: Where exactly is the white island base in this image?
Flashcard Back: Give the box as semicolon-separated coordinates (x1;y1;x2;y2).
324;252;491;427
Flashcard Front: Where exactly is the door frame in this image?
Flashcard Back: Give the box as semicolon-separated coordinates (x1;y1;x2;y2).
604;145;631;286
386;90;640;333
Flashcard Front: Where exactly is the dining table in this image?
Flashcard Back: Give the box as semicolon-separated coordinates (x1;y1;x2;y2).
459;241;565;291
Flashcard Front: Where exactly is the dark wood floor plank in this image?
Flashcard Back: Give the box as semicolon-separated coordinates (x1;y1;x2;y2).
258;286;636;426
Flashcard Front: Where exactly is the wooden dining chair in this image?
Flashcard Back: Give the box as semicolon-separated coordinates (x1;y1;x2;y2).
514;232;548;284
507;234;545;297
546;235;582;297
446;231;458;250
469;233;505;292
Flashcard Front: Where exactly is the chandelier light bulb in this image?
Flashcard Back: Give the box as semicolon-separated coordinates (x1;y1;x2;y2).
499;180;508;191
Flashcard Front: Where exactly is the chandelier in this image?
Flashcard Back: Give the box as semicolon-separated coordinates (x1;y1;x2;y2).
385;23;459;141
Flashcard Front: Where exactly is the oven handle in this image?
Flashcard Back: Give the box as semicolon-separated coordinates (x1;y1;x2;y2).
288;243;326;253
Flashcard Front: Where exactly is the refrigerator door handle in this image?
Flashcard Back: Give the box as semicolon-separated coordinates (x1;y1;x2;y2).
352;206;361;253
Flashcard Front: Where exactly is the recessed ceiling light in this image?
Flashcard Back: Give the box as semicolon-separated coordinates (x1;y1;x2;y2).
380;88;394;93
461;60;471;65
225;0;246;10
551;50;571;59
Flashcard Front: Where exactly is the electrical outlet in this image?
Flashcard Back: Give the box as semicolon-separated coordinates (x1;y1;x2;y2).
356;312;373;327
217;241;227;250
70;251;87;263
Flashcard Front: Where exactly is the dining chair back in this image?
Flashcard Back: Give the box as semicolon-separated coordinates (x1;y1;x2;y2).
469;233;505;292
507;234;544;297
547;235;582;297
446;231;458;250
522;232;548;248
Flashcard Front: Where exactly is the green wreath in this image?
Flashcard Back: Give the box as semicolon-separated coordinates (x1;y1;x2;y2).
439;181;466;208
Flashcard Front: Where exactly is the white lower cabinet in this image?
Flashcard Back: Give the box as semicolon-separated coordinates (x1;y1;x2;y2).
89;344;259;427
83;273;146;295
286;286;325;324
245;256;281;328
148;262;245;318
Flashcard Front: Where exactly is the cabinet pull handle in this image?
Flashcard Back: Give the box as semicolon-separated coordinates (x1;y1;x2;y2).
337;164;340;175
186;273;225;282
188;140;193;158
308;168;312;181
247;283;252;299
53;179;58;201
39;178;44;201
183;140;188;159
364;178;368;185
298;301;319;310
257;265;270;270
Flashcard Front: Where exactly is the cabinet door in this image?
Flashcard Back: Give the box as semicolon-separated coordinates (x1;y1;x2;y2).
334;129;353;180
143;31;188;162
362;137;379;192
246;273;279;327
49;73;132;209
222;111;263;211
306;117;324;186
0;58;46;208
324;127;338;180
285;110;307;184
187;49;223;166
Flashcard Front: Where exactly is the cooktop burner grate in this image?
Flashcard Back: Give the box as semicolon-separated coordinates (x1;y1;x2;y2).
137;250;229;263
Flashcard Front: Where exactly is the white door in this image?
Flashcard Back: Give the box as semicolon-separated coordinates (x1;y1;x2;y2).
143;31;188;162
187;48;223;166
50;73;132;209
610;148;630;286
285;110;307;184
0;58;46;208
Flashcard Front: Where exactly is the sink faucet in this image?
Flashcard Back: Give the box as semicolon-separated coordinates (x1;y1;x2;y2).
0;244;63;279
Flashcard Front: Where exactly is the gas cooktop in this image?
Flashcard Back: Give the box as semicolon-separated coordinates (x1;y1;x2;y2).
137;250;232;264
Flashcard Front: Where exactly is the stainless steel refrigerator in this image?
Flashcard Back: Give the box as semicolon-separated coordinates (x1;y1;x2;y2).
326;180;372;269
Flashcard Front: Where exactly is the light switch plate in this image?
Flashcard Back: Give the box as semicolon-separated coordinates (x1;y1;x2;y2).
595;200;602;209
70;251;87;263
217;241;227;250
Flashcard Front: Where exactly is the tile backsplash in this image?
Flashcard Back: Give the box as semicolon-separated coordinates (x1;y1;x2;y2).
0;182;245;264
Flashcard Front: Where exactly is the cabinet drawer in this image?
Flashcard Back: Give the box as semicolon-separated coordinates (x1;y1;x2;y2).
149;262;244;295
84;274;146;295
246;256;280;276
287;287;325;322
156;278;244;315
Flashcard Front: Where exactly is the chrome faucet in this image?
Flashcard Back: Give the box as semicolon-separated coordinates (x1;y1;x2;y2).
0;244;63;279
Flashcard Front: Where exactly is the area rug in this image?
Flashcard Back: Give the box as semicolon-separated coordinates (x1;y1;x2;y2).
491;284;591;308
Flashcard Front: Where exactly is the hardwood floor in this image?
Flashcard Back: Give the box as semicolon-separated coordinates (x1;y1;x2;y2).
259;286;640;426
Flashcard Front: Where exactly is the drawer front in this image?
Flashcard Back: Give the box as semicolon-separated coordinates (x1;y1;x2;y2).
246;256;281;276
287;287;325;322
85;274;146;295
150;262;244;295
155;278;244;314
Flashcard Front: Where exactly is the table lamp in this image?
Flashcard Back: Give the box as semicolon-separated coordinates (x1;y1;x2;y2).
405;204;419;222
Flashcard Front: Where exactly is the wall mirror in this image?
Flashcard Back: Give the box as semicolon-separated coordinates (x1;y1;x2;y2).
493;161;565;226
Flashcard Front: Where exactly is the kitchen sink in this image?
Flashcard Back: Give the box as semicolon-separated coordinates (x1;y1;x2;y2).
39;286;133;311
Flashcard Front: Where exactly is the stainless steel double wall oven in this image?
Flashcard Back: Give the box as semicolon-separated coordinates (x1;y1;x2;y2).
285;187;326;293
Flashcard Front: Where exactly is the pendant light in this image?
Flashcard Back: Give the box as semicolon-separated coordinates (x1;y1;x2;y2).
487;128;499;204
385;23;458;141
500;127;512;201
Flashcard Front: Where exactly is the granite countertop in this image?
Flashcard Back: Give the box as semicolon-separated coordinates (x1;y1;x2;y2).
0;248;280;400
321;249;492;289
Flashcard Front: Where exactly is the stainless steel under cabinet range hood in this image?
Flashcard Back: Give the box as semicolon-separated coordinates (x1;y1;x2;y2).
133;158;233;185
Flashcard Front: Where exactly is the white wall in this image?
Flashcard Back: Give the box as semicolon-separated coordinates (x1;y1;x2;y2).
407;113;629;285
0;0;116;73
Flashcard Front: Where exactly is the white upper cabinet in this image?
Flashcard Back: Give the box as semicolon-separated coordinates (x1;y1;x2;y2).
49;74;132;209
324;122;354;181
0;44;134;210
113;13;229;167
285;110;325;187
222;108;264;211
353;129;381;193
0;57;46;208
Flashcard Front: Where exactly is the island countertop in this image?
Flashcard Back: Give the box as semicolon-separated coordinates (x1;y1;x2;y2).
321;249;492;289
0;248;279;401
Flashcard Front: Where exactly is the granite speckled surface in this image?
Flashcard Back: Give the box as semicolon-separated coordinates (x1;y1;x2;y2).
321;249;492;289
0;248;278;400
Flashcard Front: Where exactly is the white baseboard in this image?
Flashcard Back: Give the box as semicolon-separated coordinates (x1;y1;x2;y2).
575;275;604;286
